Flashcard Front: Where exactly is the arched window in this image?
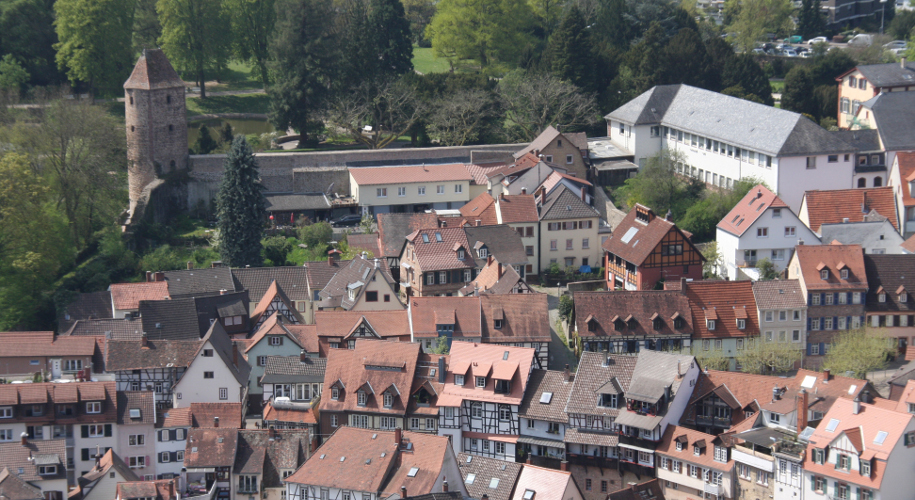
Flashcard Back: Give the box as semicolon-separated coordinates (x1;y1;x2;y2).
873;177;882;187
858;178;866;188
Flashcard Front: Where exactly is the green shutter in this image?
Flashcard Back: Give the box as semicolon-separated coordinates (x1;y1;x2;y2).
104;424;112;437
81;426;89;438
81;448;90;461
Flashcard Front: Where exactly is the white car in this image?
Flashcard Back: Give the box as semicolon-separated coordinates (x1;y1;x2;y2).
783;49;798;57
807;36;828;45
884;40;907;50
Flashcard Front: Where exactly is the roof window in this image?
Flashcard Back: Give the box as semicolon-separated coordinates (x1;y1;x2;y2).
408;467;419;477
523;490;535;500
874;431;888;445
825;419;840;432
435;232;443;242
465;474;476;484
540;392;553;404
422;234;430;243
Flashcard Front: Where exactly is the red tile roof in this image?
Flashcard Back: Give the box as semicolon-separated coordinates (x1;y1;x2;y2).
123;49;185;90
657;425;732;472
791;244;868;291
110;282;170;311
314;310;410;340
897;152;915;207
904;234;915;254
602;205;701;266
573;290;693;338
117;480;178;500
262;402;317;425
245;312;313;353
406;227;476;272
498;195;539;223
0;331;98;357
409;296;481;339
350;163;473;186
803;187;899;231
540;171;591;196
683;281;759;339
459;193;499;226
511;464;578;500
347;233;382;258
462;161;509;185
438;342;535;406
189;403;245;429
717;184;790;237
157;407;192;428
321;340;420;415
377;213;440;258
480;294;550;342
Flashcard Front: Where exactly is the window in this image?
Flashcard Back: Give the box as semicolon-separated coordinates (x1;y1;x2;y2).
494;319;503;329
331;415;338;427
128;456;146;469
566;155;574;164
811;343;820;355
879;292;886;303
64;359;82;371
550;240;557;251
672;460;681;473
495;442;506;454
828;155;838;163
219;388;228;400
812;294;821;305
0;429;12;441
38;466;56;475
437;185;445;194
757;227;768;237
772;208;782;218
357;391;366;406
852;292;861;304
331;387;340;400
376;188;387;198
499;405;511;421
707;320;715;330
365;291;378;302
806;157;816;169
582;238;589;249
756;471;769;486
476;376;486;387
439;271;447;283
785;226;796;236
383;393;393;408
0;407;11;418
545;155;553;162
824;317;833;330
769;412;780;424
455;375;464;386
270;336;283;346
86;402;101;414
471;403;483;417
814;476;826;492
418;186;426;195
129;434;145;446
688;464;699;478
737;318;746;329
793;330;801;342
238;475;258;493
772;249;785;261
455;184;463;193
398;187;406;197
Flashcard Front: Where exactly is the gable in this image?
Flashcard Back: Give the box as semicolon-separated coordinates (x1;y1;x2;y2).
343;318;382;340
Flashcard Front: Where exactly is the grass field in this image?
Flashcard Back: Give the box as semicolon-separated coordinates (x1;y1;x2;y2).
412;46;452;74
185;93;271;116
770;79;785;93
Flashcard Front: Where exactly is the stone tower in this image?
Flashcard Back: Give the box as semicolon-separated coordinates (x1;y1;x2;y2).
123;49;188;224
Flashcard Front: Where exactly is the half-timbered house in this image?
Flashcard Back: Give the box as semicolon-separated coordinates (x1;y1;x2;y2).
244;313;318;409
602;204;704;290
481;294;551;369
313;310;411;356
249;281;303;330
106;335;200;408
260;354;326;440
437;342;536;461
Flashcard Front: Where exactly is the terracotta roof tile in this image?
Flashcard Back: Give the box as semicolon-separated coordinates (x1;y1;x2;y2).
519;370;574;422
0;467;44;500
262;403;317;425
320;340;420;415
234;429;310;488
407;227;476;272
347;233;382;257
350;163;473;186
751;279;806;309
439;342;535;407
117;391;155;425
657;425;732;472
607;479;664;500
377;213;440;258
511;464;578;500
480;294;550;342
110;282;170;311
123;49;185;90
314;310;410;340
803;187;899;232
459;193;499;226
250;281;302;327
0;439;67;482
456;453;522;500
117;480;178;500
565;352;637;417
184;428;238;467
684;281;759;339
157;407;192;428
463;161;510;185
717;184;790;237
318;255;398;310
602;205;700;266
573;291;693;338
246;313;317;353
498;195;539;223
514;126;563;159
792;244;867;291
897;152;915;207
0;331;98;357
190;403;245;429
409;296;481;339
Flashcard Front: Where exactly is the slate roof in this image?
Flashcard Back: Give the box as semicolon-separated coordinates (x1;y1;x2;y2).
59;291;113;332
538;185;600;221
463;225;529;268
602;205;701;267
717;185;791;237
409;296;481;339
117;391;156;425
318;255;398;309
350;163;474;186
606;84;853;156
683;280;759;339
459;193;499;226
573;291;693;338
162;268;236;298
480;294;550;342
406;227;476;272
0;439;66;482
139;298;202;340
110;282;170;311
261;355;327;384
519;369;574;423
830;129;882;152
456;453;522;500
792;243;868;291
0;467;44;500
321;339;420;415
802;187;898;232
863;254;915;312
105;337;202;371
304;260;350;299
751;279;806;310
377;213;440;258
264;192;331;212
194;291;250;335
233;266;311;303
0;331;98;357
65;318;144;339
819;220;902;251
498;195;539;223
854;61;915;88
235;429;310;488
184;428;239;467
438;342;535;407
124;49;185;90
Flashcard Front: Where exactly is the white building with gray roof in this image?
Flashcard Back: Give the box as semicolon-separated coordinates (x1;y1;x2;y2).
604;84;856;211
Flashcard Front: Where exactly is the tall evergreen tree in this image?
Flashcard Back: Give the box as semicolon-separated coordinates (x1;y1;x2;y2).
1;0;61;87
795;0;825;39
549;5;592;90
722;54;773;105
660;28;715;90
369;0;414;77
268;0;338;148
157;0;232;98
216;136;265;268
781;66;817;117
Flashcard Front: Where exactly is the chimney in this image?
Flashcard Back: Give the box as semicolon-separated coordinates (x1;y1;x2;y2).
497;263;503;280
475;219;481;226
563;364;572;382
401;487;407;499
214;416;219;427
95;445;101;467
300;349;308;363
499;192;504;201
853;397;861;415
394;428;402;447
219;289;228;295
232;342;239;367
474;284;480;297
442;480;448;492
560;460;568;471
169;479;175;500
20;432;27;447
526;456;532;464
155;271;165;282
798;239;805;246
521;187;527;195
374;258;380;269
482;495;489;500
487;254;493;267
187;261;193;270
602;349;610;367
269;425;277;440
665;209;672;221
864;390;871;404
797;388;808;430
438;356;446;383
823;369;830;382
680;277;688;295
580;186;587;202
772;385;780;402
141;333;148;348
902;56;907;68
146;271;152;282
211;261;223;268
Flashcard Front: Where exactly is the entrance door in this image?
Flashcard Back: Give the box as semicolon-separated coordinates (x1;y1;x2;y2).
50;359;61;379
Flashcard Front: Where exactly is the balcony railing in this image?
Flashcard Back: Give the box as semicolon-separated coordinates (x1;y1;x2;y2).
618;433;659;450
704;483;722;496
696;416;732;428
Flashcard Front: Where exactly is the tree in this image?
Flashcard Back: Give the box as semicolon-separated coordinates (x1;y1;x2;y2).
756;257;780;280
498;70;599;142
781;66;816;117
822;329;895;378
615;149;690;216
427;88;503;146
888;10;915;39
558;295;573;319
425;0;535;68
54;0;136;95
368;0;414;78
0;55;29;94
722;54;774;105
795;0;825;39
660;28;716;90
548;5;593;90
693;347;731;371
194;124;218;154
359;213;375;234
132;0;162;54
262;235;291;266
268;0;338;148
402;0;436;44
216;136;266;267
227;0;275;86
0;0;60;87
157;0;232;98
727;0;794;52
324;77;425;149
429;335;450;354
736;338;802;374
701;242;724;278
297;221;333;250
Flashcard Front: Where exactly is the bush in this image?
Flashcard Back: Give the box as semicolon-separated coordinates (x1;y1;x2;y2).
262;235;292;266
297;222;333;250
558;295;573;320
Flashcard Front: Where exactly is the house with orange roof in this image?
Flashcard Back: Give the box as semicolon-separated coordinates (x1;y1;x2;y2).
244;312;318;409
109;281;170;319
249;281;304;331
284;427;466;500
154;403;246;480
452;193;542;276
603;205;703;291
349;163;474;215
803;398;915;500
511;464;584;500
683;280;760;371
313;310;411;355
889;151;915;238
786;244;868;368
655;425;735;500
458;256;534;296
716;184;820;280
798;187;900;235
0;331;101;379
400;227;477;297
437;342;537;461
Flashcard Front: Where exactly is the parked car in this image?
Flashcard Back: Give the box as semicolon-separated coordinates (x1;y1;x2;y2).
847;34;874;46
752;47;766;54
784;35;803;43
800;51;813;58
807;36;828;45
330;214;363;227
783;48;798;57
884;40;908;50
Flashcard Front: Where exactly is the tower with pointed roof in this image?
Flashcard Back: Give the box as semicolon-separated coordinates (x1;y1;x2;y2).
123;49;188;223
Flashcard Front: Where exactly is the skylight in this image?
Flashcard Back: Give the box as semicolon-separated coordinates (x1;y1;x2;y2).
340;457;346;462
523;490;536;500
503;351;510;360
320;454;325;459
489;479;500;489
435;232;443;242
826;419;840;432
874;431;888;445
801;376;817;389
465;474;476;485
129;409;141;418
422;234;430;243
466;456;473;463
621;227;639;244
540;392;553;404
848;385;857;395
408;467;419;477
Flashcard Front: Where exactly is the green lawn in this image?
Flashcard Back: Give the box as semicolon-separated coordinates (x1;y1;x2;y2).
185;93;271;116
770;79;785;93
210;61;265;92
412;46;453;74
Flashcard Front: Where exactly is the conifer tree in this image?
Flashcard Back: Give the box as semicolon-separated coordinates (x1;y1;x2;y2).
369;0;413;78
781;66;817;117
549;5;592;91
216;136;265;267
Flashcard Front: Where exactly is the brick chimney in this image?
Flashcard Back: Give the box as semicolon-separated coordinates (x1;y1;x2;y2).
394;428;402;447
563;364;573;382
796;388;808;430
442;480;448;492
214;416;219;428
475;219;481;226
269;425;277;440
560;460;568;471
300;349;308;363
580;187;587;202
497;263;503;280
823;369;830;382
20;432;27;447
487;254;493;267
141;333;148;348
154;271;165;282
146;271;152;282
521;187;527;195
853;397;861;415
187;261;193;270
401;486;407;499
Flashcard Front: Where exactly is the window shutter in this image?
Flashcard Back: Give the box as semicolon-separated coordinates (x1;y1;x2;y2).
833;317;838;330
820;293;825;304
846;316;851;330
158;453;163;463
857;487;861;499
172;451;178;461
833;482;838;494
81;426;89;438
81;448;90;461
806;343;812;356
834;293;839;304
807;317;811;331
104;424;112;437
847;292;852;303
809;476;815;490
808;294;813;306
819;343;825;354
279;337;284;345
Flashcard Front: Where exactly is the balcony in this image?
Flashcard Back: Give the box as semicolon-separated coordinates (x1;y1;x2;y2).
618;460;654;479
704;483;722;496
271;396;317;410
618;433;658;451
696;416;732;428
566;453;617;469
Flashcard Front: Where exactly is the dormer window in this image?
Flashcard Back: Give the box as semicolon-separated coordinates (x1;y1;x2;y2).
879;292;886;303
383;393;393;408
587;319;597;332
599;394;617;408
707;320;716;331
331;387;340;399
676;441;683;452
840;269;848;280
737;319;746;330
861;458;871;476
494;319;503;329
458;249;465;260
348;288;356;300
455;375;465;386
821;270;829;280
614;319;624;331
476;376;486;388
901;292;908;303
714;446;727;462
652;318;662;330
694;445;701;456
357;391;366;406
478;247;488;258
674;317;684;329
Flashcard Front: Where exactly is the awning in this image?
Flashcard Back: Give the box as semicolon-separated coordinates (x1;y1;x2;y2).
618;443;656;454
615;410;663;430
518;436;566;448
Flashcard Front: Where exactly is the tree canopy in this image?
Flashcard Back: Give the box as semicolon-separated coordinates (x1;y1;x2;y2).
216;136;266;267
823;329;895;379
157;0;232;98
54;0;135;95
426;0;535;69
